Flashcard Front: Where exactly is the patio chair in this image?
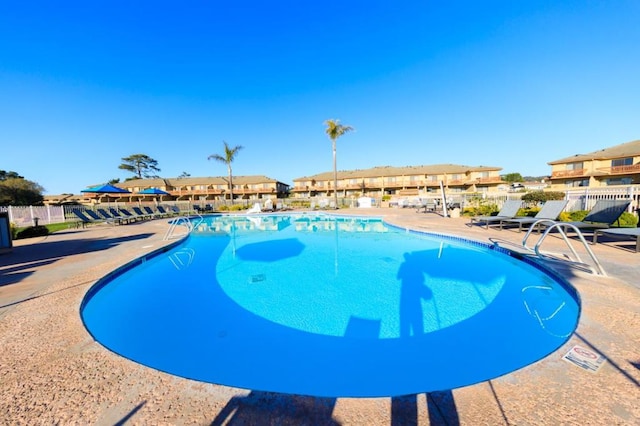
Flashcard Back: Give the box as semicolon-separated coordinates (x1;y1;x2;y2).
593;227;640;252
499;200;569;232
98;208;132;224
156;205;172;216
469;200;523;229
84;209;121;225
72;210;106;227
119;208;145;221
144;206;166;218
132;206;154;220
553;199;631;232
246;203;262;214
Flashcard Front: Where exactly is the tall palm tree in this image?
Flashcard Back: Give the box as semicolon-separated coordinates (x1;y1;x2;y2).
324;119;354;209
208;141;244;201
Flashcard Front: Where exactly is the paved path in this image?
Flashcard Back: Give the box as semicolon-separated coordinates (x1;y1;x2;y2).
1;210;638;425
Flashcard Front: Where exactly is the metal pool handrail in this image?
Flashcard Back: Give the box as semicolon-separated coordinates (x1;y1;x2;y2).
163;213;204;240
521;219;607;276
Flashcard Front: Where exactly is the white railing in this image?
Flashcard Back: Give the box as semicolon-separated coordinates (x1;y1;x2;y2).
563;185;639;212
0;205;66;227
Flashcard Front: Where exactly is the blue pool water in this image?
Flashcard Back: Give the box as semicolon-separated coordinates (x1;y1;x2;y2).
81;213;580;397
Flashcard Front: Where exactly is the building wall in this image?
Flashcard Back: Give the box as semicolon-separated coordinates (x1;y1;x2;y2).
548;154;640;190
292;166;503;198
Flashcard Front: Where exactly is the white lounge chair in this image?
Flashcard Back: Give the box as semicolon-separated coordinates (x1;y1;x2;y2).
246;203;262;214
469;200;523;229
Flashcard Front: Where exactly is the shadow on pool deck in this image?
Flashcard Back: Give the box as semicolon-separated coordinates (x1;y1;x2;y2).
210;392;339;425
0;233;154;288
1;211;639;424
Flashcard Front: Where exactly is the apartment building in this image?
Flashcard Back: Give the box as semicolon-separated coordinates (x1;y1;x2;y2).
119;176;289;201
43;176;290;205
547;139;640;190
291;164;503;199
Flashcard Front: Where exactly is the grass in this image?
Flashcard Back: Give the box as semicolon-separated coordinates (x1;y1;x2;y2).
12;222;76;240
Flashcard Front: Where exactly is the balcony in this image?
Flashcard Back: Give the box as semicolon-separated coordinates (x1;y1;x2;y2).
551;169;586;179
597;163;640;175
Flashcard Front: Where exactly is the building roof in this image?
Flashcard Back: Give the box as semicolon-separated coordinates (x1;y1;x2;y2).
548;139;640;165
117;175;287;188
293;164;502;181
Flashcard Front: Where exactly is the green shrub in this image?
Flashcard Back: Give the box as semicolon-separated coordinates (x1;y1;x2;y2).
567;210;588;222
218;205;229;211
521;191;565;205
617;212;638;227
230;204;244;211
463;203;498;217
557;212;572;222
559;210;638;227
15;225;49;239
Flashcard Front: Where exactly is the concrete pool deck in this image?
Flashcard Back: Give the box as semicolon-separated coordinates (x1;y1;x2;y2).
0;209;638;425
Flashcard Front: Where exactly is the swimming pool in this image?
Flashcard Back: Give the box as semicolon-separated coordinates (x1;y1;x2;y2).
81;213;580;397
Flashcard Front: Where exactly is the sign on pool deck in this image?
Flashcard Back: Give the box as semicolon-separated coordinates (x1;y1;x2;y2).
562;345;606;372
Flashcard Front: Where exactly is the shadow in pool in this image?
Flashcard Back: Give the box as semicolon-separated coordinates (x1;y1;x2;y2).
397;252;433;337
235;238;305;262
210;391;339;425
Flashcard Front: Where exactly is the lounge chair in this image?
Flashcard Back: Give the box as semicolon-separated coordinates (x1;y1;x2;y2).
99;208;134;224
117;208;140;221
72;210;107;227
144;206;166;218
132;206;154;220
156;205;173;216
246;203;262;214
84;209;122;225
593;227;640;252
499;200;568;232
469;200;523;229
552;199;631;232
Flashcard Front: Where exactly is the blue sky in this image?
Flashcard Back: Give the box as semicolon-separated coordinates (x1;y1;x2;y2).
1;1;639;194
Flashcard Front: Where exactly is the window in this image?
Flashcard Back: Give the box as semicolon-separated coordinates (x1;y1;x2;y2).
386;177;396;184
566;162;583;171
427;175;438;182
605;177;633;186
479;171;489;178
611;157;633;167
564;179;589;188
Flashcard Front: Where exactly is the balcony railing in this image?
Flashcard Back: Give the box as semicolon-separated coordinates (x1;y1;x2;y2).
551;169;586;178
597;163;640;175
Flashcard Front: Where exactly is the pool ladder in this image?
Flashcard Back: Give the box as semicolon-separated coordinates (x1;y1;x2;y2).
163;213;204;240
521;219;607;276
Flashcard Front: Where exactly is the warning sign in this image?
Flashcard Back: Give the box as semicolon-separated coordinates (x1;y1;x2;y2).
562;345;606;372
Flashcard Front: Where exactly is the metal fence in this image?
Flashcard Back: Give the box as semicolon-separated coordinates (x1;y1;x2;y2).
2;185;638;227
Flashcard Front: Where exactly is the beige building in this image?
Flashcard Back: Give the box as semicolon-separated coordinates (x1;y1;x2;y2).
118;176;289;201
548;139;640;189
292;164;503;199
44;176;290;205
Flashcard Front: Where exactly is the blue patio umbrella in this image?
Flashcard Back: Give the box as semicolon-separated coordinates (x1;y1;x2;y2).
81;184;131;194
81;184;131;205
137;188;170;196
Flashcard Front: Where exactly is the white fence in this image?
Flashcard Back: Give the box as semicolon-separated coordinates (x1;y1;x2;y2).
0;205;66;227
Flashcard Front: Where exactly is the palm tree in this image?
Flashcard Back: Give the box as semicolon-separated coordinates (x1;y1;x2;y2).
324;119;354;209
208;141;244;202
